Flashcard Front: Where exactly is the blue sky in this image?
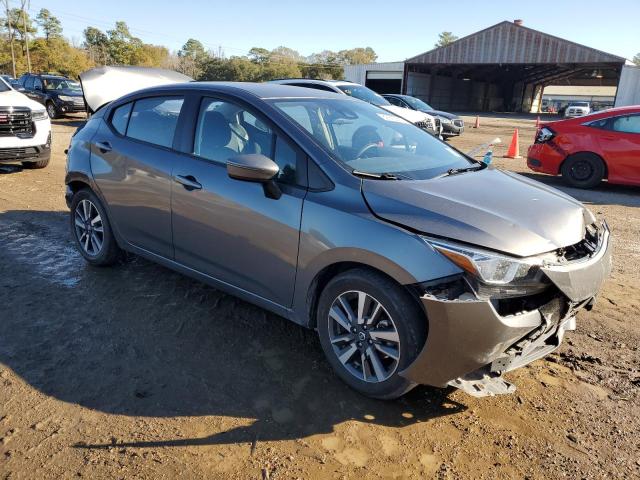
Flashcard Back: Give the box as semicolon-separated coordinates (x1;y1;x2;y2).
22;0;640;61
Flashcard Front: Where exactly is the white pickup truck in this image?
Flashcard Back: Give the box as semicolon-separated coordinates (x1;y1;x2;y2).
564;101;591;118
0;77;52;169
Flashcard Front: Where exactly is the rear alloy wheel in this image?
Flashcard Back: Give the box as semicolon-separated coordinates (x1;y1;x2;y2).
561;153;605;189
70;189;121;266
317;269;426;399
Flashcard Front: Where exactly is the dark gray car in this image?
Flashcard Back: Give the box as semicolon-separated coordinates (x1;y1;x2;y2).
65;67;611;399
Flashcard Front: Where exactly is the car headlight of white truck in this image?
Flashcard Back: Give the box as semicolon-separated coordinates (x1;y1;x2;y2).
31;109;48;121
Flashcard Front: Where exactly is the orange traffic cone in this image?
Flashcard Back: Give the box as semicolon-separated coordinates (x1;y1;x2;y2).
535;116;541;128
474;115;480;128
504;129;522;159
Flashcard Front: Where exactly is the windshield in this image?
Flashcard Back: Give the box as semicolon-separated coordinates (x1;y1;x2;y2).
43;77;82;91
271;98;472;180
336;85;390;106
569;102;589;107
402;96;433;111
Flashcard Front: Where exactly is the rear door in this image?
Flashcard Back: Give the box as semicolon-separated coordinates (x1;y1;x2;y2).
91;95;186;258
171;95;307;307
597;113;640;183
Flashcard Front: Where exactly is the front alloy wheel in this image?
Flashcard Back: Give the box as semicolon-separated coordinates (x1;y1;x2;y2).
317;269;426;399
328;291;400;383
74;199;104;256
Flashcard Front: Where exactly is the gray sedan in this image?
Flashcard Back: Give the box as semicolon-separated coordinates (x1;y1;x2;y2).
65;67;611;399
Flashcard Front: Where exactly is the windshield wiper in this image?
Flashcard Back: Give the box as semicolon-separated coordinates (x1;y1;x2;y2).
439;162;486;178
352;170;412;180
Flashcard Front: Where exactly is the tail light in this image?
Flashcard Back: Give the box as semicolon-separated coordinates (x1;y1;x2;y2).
535;126;555;144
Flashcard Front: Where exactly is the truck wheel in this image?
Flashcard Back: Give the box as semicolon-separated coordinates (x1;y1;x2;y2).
317;268;427;399
46;102;58;119
21;157;50;169
70;189;121;266
561;153;605;189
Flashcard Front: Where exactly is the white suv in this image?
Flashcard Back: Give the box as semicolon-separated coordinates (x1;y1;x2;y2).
0;77;52;169
270;79;442;136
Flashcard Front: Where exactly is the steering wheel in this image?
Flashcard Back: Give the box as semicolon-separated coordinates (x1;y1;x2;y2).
356;142;381;159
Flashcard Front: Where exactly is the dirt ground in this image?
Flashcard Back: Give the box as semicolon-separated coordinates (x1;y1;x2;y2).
0;114;638;479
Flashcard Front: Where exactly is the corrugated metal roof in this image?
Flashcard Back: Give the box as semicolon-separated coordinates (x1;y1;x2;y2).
407;21;625;65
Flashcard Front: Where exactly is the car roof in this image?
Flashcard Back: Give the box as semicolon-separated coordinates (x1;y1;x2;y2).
271;78;357;87
132;81;348;100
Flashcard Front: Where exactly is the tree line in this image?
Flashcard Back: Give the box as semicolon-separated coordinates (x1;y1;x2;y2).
1;5;378;81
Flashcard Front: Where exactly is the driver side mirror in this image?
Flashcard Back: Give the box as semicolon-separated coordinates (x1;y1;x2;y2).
227;154;282;199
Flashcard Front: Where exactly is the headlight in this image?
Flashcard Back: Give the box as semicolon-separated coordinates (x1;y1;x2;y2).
439;117;452;124
423;237;551;299
31;109;48;121
59;95;76;102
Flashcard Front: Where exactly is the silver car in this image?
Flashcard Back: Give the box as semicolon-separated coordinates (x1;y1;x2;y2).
65;67;612;399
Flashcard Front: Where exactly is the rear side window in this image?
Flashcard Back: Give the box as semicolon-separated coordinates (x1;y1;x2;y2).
611;115;640;134
24;76;34;89
111;102;133;135
126;97;184;148
33;77;43;90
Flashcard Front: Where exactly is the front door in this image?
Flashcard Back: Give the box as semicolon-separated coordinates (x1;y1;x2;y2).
171;97;306;307
91;95;185;258
599;113;640;184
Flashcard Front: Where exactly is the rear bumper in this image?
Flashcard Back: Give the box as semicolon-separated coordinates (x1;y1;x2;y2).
400;224;612;394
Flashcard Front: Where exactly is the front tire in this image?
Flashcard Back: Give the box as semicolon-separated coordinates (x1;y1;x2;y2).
317;269;427;399
46;102;58;120
70;189;121;266
561;153;605;189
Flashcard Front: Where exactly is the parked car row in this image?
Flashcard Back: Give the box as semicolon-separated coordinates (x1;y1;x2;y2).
17;73;86;119
270;79;446;137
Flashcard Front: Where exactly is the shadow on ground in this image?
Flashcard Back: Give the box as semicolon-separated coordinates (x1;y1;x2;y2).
0;210;466;450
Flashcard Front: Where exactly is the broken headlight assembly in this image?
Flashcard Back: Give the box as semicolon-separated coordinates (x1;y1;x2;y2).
423;237;552;299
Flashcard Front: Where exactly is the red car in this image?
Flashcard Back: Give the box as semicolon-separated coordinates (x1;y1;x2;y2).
527;106;640;188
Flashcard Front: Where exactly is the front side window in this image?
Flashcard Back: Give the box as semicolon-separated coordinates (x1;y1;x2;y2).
611;114;640;134
271;98;471;180
126;96;184;148
194;98;301;185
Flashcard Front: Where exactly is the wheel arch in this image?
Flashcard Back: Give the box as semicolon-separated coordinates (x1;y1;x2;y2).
559;151;609;179
304;261;426;331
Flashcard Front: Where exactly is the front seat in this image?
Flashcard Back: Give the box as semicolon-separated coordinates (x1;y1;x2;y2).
197;111;238;162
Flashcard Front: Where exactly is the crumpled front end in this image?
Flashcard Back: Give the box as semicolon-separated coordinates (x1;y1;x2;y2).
400;223;612;397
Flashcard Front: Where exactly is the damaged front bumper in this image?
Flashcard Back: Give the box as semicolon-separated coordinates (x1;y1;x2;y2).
400;225;612;397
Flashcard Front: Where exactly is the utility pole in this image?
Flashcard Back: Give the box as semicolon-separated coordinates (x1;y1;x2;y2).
3;0;16;77
20;0;31;73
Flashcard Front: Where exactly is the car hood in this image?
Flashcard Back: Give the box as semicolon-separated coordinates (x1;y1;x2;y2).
425;110;459;120
57;88;83;97
362;168;594;257
0;89;44;111
380;105;433;123
79;66;192;113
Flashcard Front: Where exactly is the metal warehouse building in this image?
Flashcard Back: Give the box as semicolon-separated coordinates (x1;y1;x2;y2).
345;20;632;112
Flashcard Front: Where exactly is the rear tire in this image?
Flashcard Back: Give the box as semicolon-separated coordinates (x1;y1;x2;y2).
70;189;121;266
561;153;605;189
317;268;427;400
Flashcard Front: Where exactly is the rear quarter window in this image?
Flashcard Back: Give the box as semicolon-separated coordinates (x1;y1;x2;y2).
110;102;133;135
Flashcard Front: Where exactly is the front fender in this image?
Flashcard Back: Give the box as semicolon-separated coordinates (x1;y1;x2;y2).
291;185;461;327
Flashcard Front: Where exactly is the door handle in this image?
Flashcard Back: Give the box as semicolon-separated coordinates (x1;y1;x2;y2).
175;175;202;191
95;141;112;153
